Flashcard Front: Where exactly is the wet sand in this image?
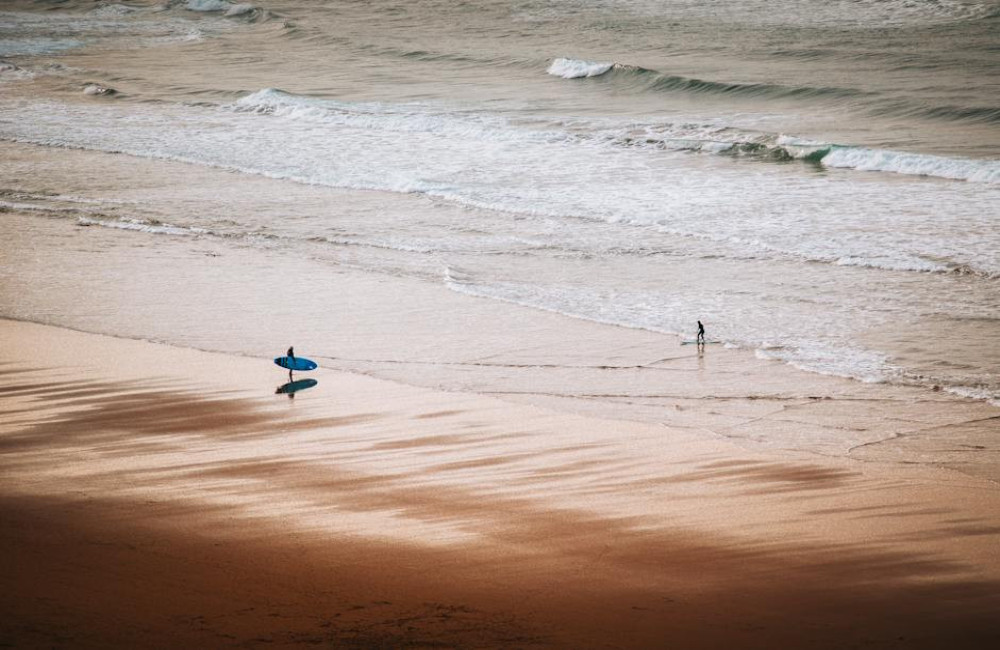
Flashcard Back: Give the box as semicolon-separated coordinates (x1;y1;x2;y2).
2;319;999;648
3;139;1000;485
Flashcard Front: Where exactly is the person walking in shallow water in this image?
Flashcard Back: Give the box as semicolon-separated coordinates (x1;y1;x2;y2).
697;320;705;345
286;346;295;380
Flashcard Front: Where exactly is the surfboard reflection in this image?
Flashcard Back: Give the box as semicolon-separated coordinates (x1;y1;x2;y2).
275;378;318;399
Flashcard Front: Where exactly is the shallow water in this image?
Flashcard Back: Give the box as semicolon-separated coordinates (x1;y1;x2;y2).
1;0;998;401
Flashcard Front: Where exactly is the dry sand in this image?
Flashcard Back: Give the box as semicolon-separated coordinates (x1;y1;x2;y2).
2;319;999;648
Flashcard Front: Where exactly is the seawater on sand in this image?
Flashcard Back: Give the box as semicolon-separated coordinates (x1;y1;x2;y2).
3;2;1000;646
1;0;999;404
3;142;1000;483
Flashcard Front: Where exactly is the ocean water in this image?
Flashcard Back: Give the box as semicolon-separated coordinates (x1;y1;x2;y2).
1;0;998;402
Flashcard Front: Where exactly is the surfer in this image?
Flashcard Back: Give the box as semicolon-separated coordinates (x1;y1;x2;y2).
287;346;295;380
697;320;705;344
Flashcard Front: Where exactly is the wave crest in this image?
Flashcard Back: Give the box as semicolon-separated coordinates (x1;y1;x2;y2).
599;125;1000;184
546;57;999;127
547;58;614;79
184;0;260;19
819;145;1000;183
547;57;861;100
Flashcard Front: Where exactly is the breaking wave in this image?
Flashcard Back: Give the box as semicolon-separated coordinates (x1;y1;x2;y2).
548;58;864;100
547;58;614;79
184;0;257;17
819;145;1000;183
583;123;1000;183
547;57;1000;127
234;88;1000;184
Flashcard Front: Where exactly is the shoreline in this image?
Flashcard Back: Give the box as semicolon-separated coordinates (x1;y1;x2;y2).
2;137;998;410
2;138;998;482
3;319;999;648
3;3;999;645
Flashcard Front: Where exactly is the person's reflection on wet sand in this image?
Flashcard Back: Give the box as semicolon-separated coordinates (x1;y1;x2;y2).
276;378;318;400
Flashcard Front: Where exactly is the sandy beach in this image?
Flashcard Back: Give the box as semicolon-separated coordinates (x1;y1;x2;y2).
3;2;999;647
2;319;999;649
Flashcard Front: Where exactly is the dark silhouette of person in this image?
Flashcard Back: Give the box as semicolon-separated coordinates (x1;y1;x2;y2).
697;320;705;344
286;346;295;380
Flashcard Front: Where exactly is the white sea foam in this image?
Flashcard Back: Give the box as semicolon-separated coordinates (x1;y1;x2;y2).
232;90;1000;186
547;58;615;79
444;271;906;389
185;0;232;12
834;255;948;274
945;385;1000;406
773;135;833;158
754;342;894;385
83;83;116;96
184;0;256;17
0;200;89;215
231;88;519;142
3;192;136;206
821;146;1000;183
0;61;34;81
625;128;1000;184
2;94;998;283
77;216;206;237
225;4;257;17
144;28;206;45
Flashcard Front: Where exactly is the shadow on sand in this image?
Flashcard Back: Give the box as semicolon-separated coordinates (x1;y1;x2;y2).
2;370;999;648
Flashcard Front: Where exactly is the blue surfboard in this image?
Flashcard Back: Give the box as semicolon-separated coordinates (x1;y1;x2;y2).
274;356;318;371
